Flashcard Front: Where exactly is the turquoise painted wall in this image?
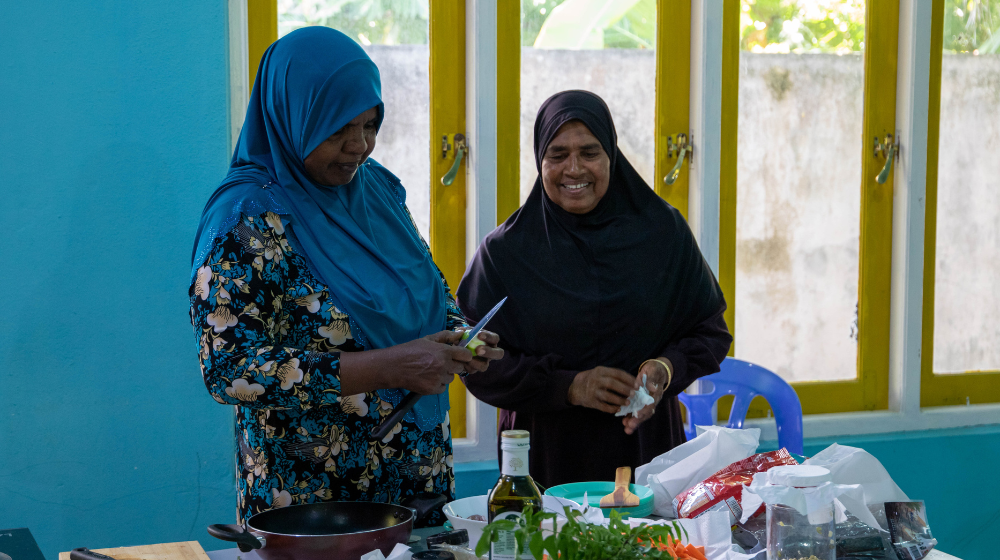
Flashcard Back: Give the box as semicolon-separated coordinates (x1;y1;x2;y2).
455;424;1000;560
0;2;236;558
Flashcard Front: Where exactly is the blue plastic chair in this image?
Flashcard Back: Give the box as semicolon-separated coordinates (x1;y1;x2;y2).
676;357;804;455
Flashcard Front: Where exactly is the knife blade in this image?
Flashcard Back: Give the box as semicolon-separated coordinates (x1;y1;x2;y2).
458;296;507;348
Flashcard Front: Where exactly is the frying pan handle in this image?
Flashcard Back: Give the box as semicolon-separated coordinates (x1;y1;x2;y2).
402;492;448;524
70;549;117;560
370;392;422;442
207;524;266;552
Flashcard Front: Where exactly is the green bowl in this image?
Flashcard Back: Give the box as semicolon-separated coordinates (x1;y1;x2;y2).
544;482;655;519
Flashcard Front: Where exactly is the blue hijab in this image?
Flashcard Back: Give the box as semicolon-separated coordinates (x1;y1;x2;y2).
191;27;449;431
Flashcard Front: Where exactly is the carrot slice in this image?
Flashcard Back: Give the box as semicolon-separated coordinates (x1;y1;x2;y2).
684;543;708;560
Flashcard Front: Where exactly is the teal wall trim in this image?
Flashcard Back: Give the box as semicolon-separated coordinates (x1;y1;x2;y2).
800;424;1000;560
454;461;500;499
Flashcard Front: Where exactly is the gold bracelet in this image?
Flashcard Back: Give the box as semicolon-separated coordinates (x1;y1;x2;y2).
640;358;672;390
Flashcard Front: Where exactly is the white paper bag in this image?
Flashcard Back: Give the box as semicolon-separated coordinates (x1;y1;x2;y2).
636;425;760;517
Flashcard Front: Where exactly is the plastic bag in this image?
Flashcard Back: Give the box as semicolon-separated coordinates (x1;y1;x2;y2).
637;426;761;518
672;449;798;524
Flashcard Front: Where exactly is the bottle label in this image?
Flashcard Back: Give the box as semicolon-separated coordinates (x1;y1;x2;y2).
490;511;532;560
501;444;530;477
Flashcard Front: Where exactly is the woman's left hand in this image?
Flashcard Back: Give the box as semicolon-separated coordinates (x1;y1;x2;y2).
456;328;504;375
622;358;671;435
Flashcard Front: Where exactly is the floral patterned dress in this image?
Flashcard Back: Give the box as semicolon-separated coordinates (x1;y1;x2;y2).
190;210;463;525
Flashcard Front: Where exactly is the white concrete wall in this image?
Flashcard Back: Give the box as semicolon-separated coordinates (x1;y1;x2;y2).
933;54;1000;374
364;45;432;240
734;53;864;382
518;47;656;200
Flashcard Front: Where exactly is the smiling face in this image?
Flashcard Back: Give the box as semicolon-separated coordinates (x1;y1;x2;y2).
540;120;611;214
303;107;379;186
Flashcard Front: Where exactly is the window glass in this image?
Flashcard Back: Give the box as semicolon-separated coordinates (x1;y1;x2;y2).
933;0;1000;374
519;0;657;202
279;0;432;240
734;0;865;382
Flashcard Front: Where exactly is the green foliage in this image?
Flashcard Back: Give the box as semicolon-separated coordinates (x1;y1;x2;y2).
278;0;1000;54
943;0;1000;53
603;0;656;49
278;0;429;44
740;0;865;53
521;0;656;49
475;506;686;560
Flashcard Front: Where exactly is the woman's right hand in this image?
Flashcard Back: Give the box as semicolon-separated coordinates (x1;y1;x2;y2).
567;366;636;413
384;330;475;395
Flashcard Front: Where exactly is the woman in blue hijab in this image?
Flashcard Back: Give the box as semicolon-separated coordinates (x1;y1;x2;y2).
189;27;501;524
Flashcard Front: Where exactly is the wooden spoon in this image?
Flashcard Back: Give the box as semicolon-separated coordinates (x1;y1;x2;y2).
599;466;641;508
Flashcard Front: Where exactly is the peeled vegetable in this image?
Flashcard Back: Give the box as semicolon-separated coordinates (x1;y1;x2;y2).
465;335;486;354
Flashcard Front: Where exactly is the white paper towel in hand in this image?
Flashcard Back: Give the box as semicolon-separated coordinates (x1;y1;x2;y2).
636;425;760;517
616;374;655;417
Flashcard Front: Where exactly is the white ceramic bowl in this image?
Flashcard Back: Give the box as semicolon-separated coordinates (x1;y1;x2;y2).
443;495;582;548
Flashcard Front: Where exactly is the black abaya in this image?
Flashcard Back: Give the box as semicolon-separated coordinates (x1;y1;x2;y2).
457;91;732;488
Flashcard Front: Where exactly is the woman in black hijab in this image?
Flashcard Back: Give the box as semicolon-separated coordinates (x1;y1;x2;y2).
456;91;732;488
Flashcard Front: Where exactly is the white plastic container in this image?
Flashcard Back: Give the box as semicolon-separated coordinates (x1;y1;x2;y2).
765;465;836;560
442;495;582;548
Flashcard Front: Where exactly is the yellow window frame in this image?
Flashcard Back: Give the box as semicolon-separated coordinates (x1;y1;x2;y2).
728;1;898;418
655;0;737;351
497;5;520;226
247;0;471;437
919;0;1000;407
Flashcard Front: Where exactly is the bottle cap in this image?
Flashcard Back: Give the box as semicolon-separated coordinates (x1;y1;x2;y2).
768;465;831;487
501;430;530;439
500;430;530;453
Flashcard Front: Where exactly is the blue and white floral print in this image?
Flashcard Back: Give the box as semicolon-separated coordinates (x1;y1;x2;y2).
190;211;464;524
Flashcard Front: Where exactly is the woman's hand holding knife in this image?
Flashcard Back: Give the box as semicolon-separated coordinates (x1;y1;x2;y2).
340;329;502;396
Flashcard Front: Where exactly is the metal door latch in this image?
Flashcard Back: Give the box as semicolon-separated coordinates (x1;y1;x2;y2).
441;133;467;186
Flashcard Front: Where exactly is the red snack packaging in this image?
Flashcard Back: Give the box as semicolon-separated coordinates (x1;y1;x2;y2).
671;448;798;524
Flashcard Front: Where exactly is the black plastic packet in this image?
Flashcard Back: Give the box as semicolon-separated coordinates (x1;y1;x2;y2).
885;501;937;560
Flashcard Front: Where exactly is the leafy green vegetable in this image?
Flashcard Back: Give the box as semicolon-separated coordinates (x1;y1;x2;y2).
475;506;686;560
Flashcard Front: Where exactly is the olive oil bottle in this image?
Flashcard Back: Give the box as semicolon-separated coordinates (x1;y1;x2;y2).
487;430;543;560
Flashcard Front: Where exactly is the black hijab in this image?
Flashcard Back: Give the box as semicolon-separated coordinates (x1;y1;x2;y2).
457;90;724;375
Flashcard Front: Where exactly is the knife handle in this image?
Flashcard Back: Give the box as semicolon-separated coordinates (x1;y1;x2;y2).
71;549;118;560
369;392;421;441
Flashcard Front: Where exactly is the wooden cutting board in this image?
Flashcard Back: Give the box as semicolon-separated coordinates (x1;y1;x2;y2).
59;541;211;560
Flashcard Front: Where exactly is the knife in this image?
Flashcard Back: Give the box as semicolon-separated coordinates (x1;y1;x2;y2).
368;296;507;442
457;296;507;350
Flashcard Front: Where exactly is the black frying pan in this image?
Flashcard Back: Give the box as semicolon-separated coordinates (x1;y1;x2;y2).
207;493;445;560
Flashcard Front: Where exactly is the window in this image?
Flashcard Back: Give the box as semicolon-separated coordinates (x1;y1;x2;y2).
518;0;658;202
279;0;434;240
732;0;897;414
921;0;1000;406
256;0;473;439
